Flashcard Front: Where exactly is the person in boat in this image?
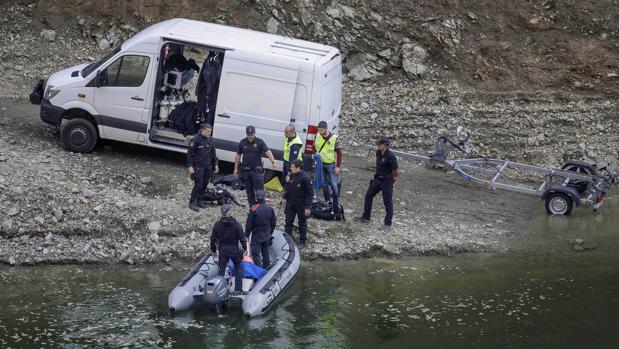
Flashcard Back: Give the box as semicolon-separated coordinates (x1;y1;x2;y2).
210;204;246;295
245;189;276;268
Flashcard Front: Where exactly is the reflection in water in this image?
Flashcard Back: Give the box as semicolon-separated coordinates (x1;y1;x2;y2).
0;194;618;348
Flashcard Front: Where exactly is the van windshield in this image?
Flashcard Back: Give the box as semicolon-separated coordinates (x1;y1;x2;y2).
80;47;121;78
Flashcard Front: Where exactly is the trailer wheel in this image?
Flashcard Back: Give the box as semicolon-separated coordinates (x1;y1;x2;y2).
545;192;573;215
61;118;98;153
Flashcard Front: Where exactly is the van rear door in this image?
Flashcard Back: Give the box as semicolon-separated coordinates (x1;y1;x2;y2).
213;50;307;161
318;54;342;133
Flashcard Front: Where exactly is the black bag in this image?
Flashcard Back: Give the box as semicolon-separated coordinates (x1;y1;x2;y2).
212;174;245;190
203;186;243;206
310;201;345;221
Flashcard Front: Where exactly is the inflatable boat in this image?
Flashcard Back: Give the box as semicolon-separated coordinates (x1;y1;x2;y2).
168;229;300;317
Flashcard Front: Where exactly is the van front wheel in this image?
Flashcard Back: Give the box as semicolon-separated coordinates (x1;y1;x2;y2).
61;118;98;153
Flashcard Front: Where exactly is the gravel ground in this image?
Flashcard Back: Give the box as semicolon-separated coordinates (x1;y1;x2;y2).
0;100;537;265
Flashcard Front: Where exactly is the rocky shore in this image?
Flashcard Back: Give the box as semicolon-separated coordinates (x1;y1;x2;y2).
0;1;617;265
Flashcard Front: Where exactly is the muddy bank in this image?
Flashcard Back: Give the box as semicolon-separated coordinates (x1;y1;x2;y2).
0;101;535;265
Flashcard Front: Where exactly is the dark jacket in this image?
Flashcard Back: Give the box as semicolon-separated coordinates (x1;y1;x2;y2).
187;133;218;169
284;171;314;209
210;217;246;253
375;149;399;178
245;202;276;241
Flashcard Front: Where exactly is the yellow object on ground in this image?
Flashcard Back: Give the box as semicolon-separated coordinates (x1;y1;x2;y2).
265;176;284;192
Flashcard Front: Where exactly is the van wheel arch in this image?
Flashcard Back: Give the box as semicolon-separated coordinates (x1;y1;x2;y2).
62;108;98;129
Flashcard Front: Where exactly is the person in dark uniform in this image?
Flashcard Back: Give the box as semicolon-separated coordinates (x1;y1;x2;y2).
210;204;247;295
233;125;278;205
282;160;314;250
354;137;400;230
187;123;219;211
244;189;276;268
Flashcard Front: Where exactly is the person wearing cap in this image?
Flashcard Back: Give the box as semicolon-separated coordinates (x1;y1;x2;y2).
315;121;343;214
244;189;276;268
187;123;219;211
210;204;247;295
282;124;303;183
233;125;277;205
354;137;400;230
282;159;314;250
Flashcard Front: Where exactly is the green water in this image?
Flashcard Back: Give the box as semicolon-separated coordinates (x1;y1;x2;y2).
1;194;618;348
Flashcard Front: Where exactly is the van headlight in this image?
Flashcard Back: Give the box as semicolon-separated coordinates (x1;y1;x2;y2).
44;86;60;100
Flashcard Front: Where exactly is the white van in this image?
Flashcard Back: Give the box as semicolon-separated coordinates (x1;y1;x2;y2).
30;18;342;178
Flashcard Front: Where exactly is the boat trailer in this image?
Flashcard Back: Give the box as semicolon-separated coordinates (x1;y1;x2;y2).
390;134;616;215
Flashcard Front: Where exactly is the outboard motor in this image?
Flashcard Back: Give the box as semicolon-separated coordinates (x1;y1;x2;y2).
204;275;229;306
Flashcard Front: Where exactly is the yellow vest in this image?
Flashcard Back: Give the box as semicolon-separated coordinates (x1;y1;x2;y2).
314;133;338;164
283;134;303;161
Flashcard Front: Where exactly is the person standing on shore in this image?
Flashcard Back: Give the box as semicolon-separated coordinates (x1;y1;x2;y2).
282;160;314;250
314;121;343;213
187;123;218;211
282;124;303;183
233;125;277;205
354;137;400;230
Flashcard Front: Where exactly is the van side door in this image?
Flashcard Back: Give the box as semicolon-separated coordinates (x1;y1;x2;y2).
92;53;154;143
212;50;305;162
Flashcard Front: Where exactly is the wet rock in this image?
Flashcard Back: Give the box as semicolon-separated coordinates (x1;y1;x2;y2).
40;29;56;42
8;256;16;266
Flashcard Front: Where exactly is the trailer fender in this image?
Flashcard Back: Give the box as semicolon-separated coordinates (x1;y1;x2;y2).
541;185;580;207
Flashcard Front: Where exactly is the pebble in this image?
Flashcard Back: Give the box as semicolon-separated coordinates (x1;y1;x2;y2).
140;176;152;184
148;221;161;232
7;207;19;216
83;188;96;198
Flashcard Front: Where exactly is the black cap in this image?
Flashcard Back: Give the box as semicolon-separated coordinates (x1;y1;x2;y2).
255;189;265;202
200;123;213;129
377;137;390;145
246;125;256;134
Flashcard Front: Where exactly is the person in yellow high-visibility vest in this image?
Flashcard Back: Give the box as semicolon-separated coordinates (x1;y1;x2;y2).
282;124;303;183
315;121;343;214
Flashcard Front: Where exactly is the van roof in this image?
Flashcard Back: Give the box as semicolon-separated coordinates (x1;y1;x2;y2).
122;18;338;64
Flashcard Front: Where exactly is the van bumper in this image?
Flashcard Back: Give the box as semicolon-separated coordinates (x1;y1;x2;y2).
40;99;64;127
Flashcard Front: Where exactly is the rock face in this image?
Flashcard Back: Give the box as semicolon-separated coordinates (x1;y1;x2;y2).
23;0;616;92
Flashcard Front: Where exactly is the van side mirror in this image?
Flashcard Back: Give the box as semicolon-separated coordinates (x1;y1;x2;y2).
95;70;107;87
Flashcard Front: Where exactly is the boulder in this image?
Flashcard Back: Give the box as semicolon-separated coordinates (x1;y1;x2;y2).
40;29;57;42
266;17;279;34
401;43;430;79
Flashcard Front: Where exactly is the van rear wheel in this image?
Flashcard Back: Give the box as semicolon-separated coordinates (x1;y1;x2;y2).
61;118;98;153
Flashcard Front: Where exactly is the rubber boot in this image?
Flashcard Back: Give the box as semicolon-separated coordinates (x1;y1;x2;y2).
189;200;201;211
